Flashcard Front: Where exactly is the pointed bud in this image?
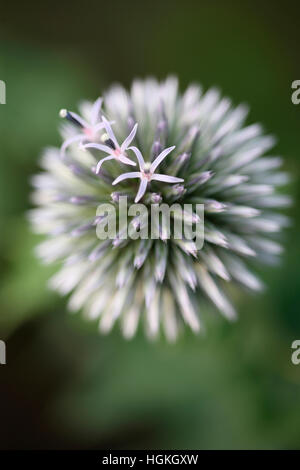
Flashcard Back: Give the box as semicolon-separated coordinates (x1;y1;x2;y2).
168;152;191;175
151;140;162;160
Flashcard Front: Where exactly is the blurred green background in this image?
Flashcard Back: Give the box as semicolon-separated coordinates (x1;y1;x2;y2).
0;0;300;449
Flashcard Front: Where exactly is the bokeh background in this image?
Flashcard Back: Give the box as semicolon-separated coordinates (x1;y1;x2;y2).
0;0;300;449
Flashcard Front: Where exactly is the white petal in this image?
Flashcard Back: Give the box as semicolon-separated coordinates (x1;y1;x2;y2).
102;116;118;147
128;146;145;170
151;174;184;183
121;123;138;151
119;155;137;166
91;97;103;125
92;122;107;133
135;179;148;202
60;133;86;156
83;143;112;154
112;172;141;185
95;155;115;173
150;145;175;173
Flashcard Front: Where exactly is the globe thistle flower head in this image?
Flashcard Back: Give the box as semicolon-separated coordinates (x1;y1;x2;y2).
30;77;290;341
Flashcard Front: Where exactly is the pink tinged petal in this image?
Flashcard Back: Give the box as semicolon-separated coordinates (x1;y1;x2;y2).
150;145;176;173
102;116;119;147
93;122;107;133
128;146;145;170
151;174;184;183
92;120;115;135
60;133;87;156
112;172;141;185
83;143;112;154
135;179;148;203
121;123;138;151
68;111;89;129
119;155;137;166
91;97;103;125
95;155;115;174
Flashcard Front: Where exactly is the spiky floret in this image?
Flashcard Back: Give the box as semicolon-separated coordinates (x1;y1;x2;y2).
29;77;290;340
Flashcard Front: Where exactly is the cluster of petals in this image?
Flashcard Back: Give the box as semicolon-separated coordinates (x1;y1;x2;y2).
60;102;184;201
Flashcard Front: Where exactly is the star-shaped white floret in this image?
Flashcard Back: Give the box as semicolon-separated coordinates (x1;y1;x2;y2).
112;146;184;202
82;117;137;173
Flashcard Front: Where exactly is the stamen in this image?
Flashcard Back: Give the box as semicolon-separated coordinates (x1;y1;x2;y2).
142;162;152;180
143;162;152;172
59;109;83;128
101;132;116;150
106;138;116;150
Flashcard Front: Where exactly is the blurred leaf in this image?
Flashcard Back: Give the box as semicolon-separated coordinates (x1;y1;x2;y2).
0;218;58;337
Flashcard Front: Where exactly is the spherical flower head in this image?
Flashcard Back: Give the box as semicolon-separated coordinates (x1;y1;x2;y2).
29;77;290;341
